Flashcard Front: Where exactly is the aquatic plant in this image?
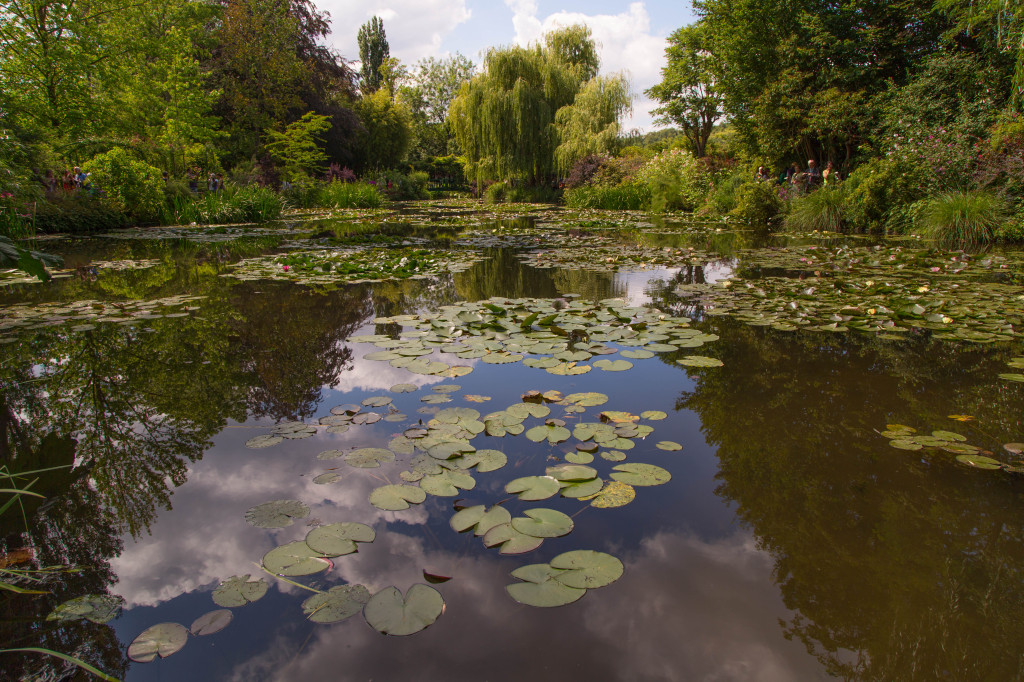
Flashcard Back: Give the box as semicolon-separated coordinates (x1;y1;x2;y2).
785;184;847;233
919;190;1006;249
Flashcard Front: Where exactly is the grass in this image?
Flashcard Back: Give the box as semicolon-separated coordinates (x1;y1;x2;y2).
785;184;846;233
159;185;284;225
564;183;651;210
919;190;1006;249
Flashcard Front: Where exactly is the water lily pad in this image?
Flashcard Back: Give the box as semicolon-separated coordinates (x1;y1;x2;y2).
565;451;595;464
505;476;560;501
313;472;342;485
620;349;655;359
562;392;608;407
545;464;598;481
656;441;682;451
302;585;371;624
420;469;476;496
610;463;671;487
547;362;592;375
47;594;124;624
363;584;444;636
955;455;1002;470
305;522;375;556
583;480;636;508
457;449;507;472
507;403;550;419
511;508;574;538
641;411;667;420
1004;443;1024;455
506;575;585;608
362;396;393;407
345;448;396;468
888;439;923;451
450;504;511;536
931;430;967;442
245;499;310;529
190;609;233;636
525;424;571;444
559;477;605;499
352;412;382;425
677;356;724;368
245;435;283;449
600;450;627;462
390;383;418;393
369;484;427;511
128;622;189;662
332;404;361;415
212;575;268;607
482;522;544;554
550;550;624;589
593;359;633;372
262;542;332;576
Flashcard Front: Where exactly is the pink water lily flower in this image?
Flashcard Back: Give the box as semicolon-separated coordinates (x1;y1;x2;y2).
930;267;941;272
282;265;290;271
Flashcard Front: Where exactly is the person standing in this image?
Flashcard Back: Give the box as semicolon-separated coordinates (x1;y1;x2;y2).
805;159;822;190
822;161;836;186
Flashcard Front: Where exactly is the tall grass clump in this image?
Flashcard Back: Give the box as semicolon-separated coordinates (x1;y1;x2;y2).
564;183;651;209
160;185;283;225
286;181;383;209
785;184;847;233
919;190;1006;249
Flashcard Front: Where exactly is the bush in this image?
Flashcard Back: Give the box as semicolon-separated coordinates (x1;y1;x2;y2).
564;183;651;210
707;171;747;214
564;155;609;189
368;170;428;200
919;190;1006;249
995;204;1024;243
731;180;782;226
159;184;283;225
842;157;922;233
33;192;129;234
83;148;164;222
635;149;711;212
484;181;507;204
785;185;847;233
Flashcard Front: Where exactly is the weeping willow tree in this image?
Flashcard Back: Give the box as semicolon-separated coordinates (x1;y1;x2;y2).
554;74;632;172
449;25;632;187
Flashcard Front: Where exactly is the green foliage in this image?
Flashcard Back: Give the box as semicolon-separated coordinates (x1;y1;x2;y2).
83;148;165;221
32;193;129;234
355;90;413;171
919;190;1007;249
358;16;390;94
553;75;632;173
564;183;651;209
484;182;507;204
265;112;332;181
785;185;847;233
707;171;746;214
159;185;283;225
842;158;923;233
730;180;782;226
645;24;722;157
284;181;383;209
0;237;64;281
635;149;711;211
367;170;428;201
995;204;1024;242
402;55;475;160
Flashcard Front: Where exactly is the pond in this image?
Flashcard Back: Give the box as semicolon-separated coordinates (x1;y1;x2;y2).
2;200;1023;681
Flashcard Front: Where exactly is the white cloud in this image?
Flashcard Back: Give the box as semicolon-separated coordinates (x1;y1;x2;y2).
503;1;668;131
319;0;472;64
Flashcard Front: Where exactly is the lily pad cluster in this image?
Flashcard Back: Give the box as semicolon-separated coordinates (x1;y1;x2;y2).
881;424;1024;474
506;550;624;607
1000;356;1024;383
127;610;234;663
354;296;720;377
223;247;483;284
676;275;1022;341
0;295;205;343
520;244;713;273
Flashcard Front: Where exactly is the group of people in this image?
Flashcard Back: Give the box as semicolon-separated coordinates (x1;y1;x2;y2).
185;169;224;193
756;160;837;191
42;168;90;193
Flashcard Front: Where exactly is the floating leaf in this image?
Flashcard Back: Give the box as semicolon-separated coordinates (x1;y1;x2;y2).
593;359;633;372
506;575;585;608
584;480;636;508
245;435;283;449
1004;443;1024;455
525;424;571;444
511;508;574;538
565;451;595;464
450;504;511;536
600;450;627;462
559;477;605;499
212;575;268;607
641;411;667;420
305;522;375;556
550;550;624;589
507;403;550;419
390;383;418;393
610;463;671;487
303;585;371;624
505;476;560;501
656;441;682;451
369;484;427;511
562;392;608;407
545;464;598;481
888;439;923;451
420;469;476;496
345;448;396;468
352;412;382;425
128;623;189;663
245;500;310;529
362;396;393;407
190;610;233;636
482;522;544;554
677;356;724;368
620;349;655;359
47;594;123;624
313;472;342;485
363;584;445;636
262;542;332;577
956;455;1002;470
457;449;507;472
931;430;967;442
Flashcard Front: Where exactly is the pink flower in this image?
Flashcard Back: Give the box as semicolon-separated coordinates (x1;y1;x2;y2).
282;265;290;271
930;267;940;272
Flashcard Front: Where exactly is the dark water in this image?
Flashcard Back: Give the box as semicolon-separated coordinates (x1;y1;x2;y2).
2;214;1023;682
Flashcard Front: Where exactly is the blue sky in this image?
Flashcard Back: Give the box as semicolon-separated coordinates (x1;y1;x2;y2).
319;1;699;131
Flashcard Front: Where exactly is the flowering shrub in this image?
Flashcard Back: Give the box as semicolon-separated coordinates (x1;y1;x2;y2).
883;120;978;194
635;149;712;211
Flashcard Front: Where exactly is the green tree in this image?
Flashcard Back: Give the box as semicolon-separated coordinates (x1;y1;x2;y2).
354;89;412;170
554;74;632;171
264;111;332;180
401;53;475;161
450;24;630;186
645;24;722;158
357;16;389;94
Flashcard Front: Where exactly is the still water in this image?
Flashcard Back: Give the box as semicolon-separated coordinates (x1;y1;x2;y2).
2;206;1023;681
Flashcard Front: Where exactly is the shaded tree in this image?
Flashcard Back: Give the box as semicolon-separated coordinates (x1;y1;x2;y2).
357;16;389;94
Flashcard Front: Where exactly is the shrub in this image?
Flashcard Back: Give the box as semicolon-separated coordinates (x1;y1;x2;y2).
786;185;847;233
83;148;164;222
995;204;1024;243
315;181;383;208
919;190;1006;249
564;183;651;210
367;170;428;200
484;181;507;204
33;192;129;234
635;149;711;212
707;171;747;214
842;157;923;233
505;185;560;203
731;180;782;226
564;155;609;189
